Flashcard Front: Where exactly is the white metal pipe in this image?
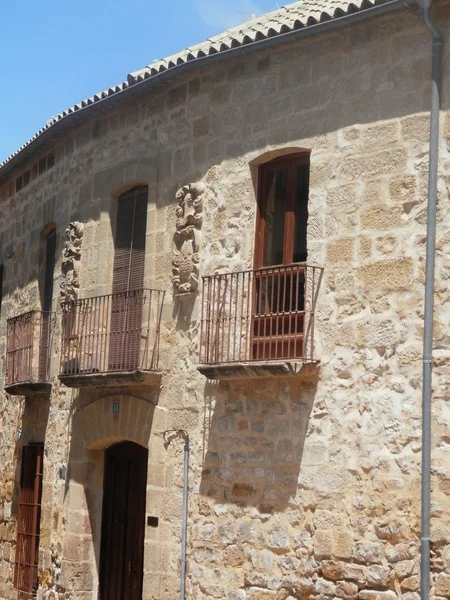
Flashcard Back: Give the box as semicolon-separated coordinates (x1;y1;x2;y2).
416;2;443;598
163;429;190;600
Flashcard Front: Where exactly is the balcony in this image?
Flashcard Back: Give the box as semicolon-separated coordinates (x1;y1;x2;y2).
198;263;323;380
5;311;54;396
59;288;165;388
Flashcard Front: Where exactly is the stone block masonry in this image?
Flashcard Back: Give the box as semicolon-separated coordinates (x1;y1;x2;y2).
0;2;450;600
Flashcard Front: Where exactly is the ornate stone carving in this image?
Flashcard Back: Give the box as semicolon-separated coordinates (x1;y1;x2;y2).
60;221;85;304
172;182;205;299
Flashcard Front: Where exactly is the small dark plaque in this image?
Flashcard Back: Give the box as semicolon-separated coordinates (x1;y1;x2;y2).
147;516;159;527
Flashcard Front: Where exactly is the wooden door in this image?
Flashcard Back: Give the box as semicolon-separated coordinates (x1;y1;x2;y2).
14;444;44;594
39;228;56;380
99;441;148;600
109;187;148;371
252;155;310;360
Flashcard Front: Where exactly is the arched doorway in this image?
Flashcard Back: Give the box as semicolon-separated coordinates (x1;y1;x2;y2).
99;441;148;600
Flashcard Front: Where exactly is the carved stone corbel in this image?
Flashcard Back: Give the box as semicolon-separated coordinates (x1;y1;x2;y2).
172;182;205;300
60;221;85;305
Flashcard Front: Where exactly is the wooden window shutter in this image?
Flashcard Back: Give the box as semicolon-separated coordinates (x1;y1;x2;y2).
43;229;56;312
109;187;148;371
251;154;310;360
39;228;56;381
0;264;4;317
14;444;44;594
112;187;148;294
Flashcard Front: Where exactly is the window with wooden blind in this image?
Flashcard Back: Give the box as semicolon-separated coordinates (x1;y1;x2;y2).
41;228;56;313
252;153;310;359
255;153;309;269
0;264;4;317
112;186;148;294
14;443;44;595
39;227;56;381
109;186;148;370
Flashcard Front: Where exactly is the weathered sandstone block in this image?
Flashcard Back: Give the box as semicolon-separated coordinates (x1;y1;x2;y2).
357;258;413;291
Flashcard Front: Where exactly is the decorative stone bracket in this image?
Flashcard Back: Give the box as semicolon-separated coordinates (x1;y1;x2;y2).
60;221;85;305
172;182;205;301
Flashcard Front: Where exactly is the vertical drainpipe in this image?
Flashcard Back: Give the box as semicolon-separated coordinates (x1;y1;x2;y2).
180;432;189;600
418;1;443;599
163;429;190;600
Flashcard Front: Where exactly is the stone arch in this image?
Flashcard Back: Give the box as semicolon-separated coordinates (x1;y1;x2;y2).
248;146;311;209
60;390;167;598
93;158;157;199
41;220;57;237
61;395;163;597
73;395;156;450
249;146;310;166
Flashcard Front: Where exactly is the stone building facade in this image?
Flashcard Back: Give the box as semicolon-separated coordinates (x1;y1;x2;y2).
0;1;450;599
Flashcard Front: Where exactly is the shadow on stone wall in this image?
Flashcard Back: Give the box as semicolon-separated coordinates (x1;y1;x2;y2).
173;294;197;329
200;374;318;510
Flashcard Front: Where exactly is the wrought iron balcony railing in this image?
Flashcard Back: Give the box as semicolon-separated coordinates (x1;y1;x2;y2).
6;310;54;389
60;288;165;377
199;263;323;366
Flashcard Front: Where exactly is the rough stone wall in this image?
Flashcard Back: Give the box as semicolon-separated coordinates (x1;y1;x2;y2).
0;2;450;600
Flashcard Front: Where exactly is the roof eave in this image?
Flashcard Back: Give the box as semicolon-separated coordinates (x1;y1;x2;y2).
0;0;413;184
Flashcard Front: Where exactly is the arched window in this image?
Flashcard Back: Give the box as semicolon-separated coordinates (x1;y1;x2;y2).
255;152;310;268
110;186;148;370
40;223;56;312
112;186;148;294
252;153;310;359
39;224;56;380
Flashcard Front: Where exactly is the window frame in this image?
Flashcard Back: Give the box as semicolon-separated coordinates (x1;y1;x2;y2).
254;152;310;269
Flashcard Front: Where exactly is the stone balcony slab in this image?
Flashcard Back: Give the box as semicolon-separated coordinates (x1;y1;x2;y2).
59;370;162;388
5;381;52;397
197;361;319;380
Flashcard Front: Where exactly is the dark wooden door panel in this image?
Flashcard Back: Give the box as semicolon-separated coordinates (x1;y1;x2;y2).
100;441;148;600
14;444;44;594
123;451;147;599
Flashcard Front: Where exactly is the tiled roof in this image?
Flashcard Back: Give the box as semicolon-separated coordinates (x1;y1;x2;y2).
129;0;389;84
0;0;393;175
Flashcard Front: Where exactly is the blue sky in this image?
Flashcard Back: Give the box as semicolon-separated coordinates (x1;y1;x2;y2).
0;0;268;163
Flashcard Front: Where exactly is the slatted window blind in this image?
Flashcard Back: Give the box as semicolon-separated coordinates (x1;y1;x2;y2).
42;229;56;312
0;264;4;317
112;187;148;294
109;187;148;370
14;444;44;594
39;228;56;381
